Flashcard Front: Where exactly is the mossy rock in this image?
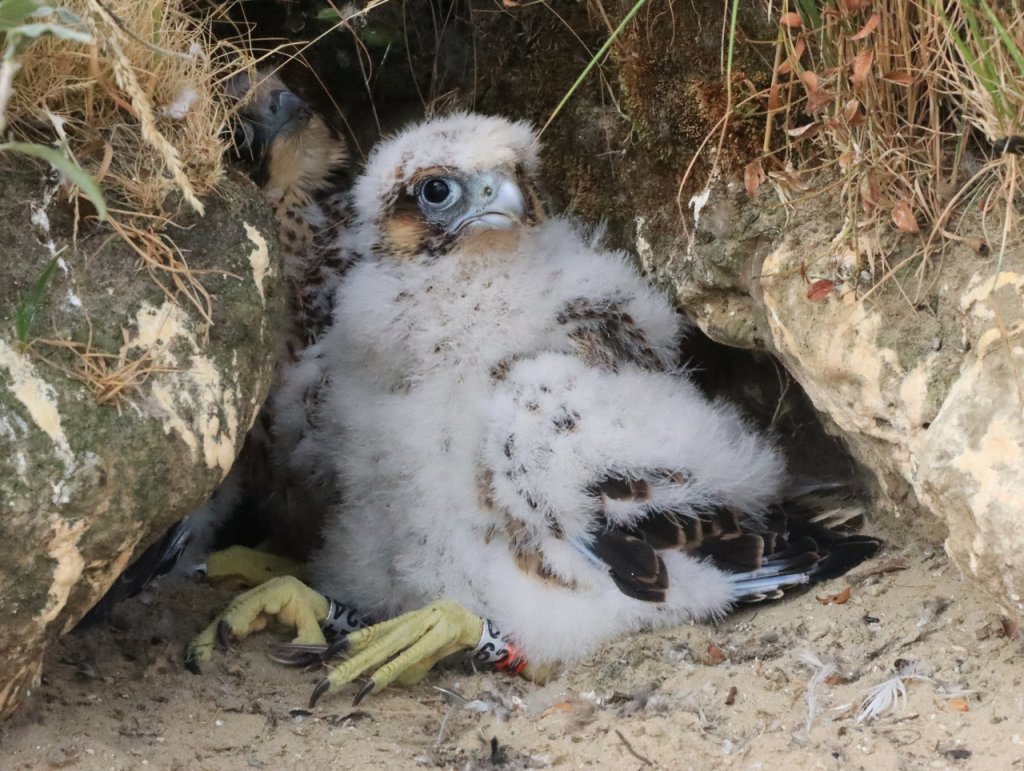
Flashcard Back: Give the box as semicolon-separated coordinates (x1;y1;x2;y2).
0;155;284;719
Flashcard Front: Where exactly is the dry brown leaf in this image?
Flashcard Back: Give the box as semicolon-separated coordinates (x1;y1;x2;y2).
780;12;803;28
849;558;909;583
787;122;820;139
860;174;881;213
744;160;766;196
707;643;727;665
883;69;916;85
849;13;879;40
850;48;875;87
96;140;114;183
777;37;806;75
807;279;837;302
1001;616;1021;639
767;83;783;112
824;674;850;686
817;585;852;604
844;101;866;127
786;122;819;137
800;70;819;93
892;201;920;233
806;88;834;115
843;0;867;13
766;165;809;196
947;698;970;712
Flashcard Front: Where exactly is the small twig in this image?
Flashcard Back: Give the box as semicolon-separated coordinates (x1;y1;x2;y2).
614;729;653;767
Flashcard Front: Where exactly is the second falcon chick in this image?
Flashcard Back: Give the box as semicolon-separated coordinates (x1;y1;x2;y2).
81;70;352;625
189;113;879;703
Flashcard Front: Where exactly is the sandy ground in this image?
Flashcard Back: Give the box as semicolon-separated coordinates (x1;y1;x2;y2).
4;528;1024;771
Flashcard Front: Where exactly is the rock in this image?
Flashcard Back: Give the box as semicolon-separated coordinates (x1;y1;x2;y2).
681;182;1024;620
0;156;283;719
916;273;1024;611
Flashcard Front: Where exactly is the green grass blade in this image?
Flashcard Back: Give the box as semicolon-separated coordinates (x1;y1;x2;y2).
540;0;649;135
936;0;1007;121
980;2;1024;77
792;0;821;31
15;255;59;343
1;141;108;219
0;0;39;32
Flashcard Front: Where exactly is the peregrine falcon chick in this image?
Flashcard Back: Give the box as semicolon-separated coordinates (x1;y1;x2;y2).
188;114;879;703
81;70;352;625
229;68;353;350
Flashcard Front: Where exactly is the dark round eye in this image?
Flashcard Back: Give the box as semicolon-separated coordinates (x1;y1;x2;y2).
422;178;452;205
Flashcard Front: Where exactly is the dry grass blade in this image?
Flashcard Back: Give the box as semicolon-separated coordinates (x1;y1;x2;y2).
28;336;173;406
8;0;240;220
84;0;203;214
713;0;1024;300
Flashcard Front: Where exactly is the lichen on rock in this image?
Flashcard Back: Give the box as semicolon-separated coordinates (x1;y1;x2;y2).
0;156;283;720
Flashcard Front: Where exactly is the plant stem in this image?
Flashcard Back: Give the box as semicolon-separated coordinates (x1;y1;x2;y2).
540;0;649;136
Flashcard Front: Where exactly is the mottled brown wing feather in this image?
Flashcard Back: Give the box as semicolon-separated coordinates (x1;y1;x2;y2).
584;473;881;605
558;296;668;371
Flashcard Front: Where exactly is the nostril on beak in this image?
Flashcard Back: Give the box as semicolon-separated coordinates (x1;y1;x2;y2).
271;89;309;121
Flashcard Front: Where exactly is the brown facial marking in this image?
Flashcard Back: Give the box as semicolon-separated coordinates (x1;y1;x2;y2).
375;165;543;260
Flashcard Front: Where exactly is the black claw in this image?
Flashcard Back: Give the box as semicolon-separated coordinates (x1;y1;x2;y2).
323;635;350;660
183;647;201;675
215;620;235;653
269;642;331;668
309;677;331;708
352;678;375;706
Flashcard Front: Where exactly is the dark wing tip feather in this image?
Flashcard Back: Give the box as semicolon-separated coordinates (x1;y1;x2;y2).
76;520;193;629
588;474;651;502
733;533;882;603
806;535;882;582
631;512;685;549
585;470;881;608
591;530;668;602
697;533;765;572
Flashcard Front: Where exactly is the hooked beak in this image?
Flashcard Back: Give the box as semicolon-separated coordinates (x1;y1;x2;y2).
452;172;527;233
271;88;310;123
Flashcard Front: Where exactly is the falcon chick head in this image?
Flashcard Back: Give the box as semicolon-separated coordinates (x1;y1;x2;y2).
353;113;546;259
227;69;347;194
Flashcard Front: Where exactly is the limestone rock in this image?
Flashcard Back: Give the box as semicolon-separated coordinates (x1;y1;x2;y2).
0;157;283;718
681;183;1024;619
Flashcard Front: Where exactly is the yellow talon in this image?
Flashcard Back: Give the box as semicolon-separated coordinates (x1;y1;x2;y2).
309;600;484;706
184;575;330;672
205;545;308;588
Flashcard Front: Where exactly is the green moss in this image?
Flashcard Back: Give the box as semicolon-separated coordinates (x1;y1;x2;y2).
0;154;282;700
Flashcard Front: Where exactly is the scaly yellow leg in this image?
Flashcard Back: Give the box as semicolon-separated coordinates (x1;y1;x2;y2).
184;575;329;672
309;600;484;706
205;544;307;588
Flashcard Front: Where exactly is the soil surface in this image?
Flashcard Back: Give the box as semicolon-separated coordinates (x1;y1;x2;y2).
5;530;1022;770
